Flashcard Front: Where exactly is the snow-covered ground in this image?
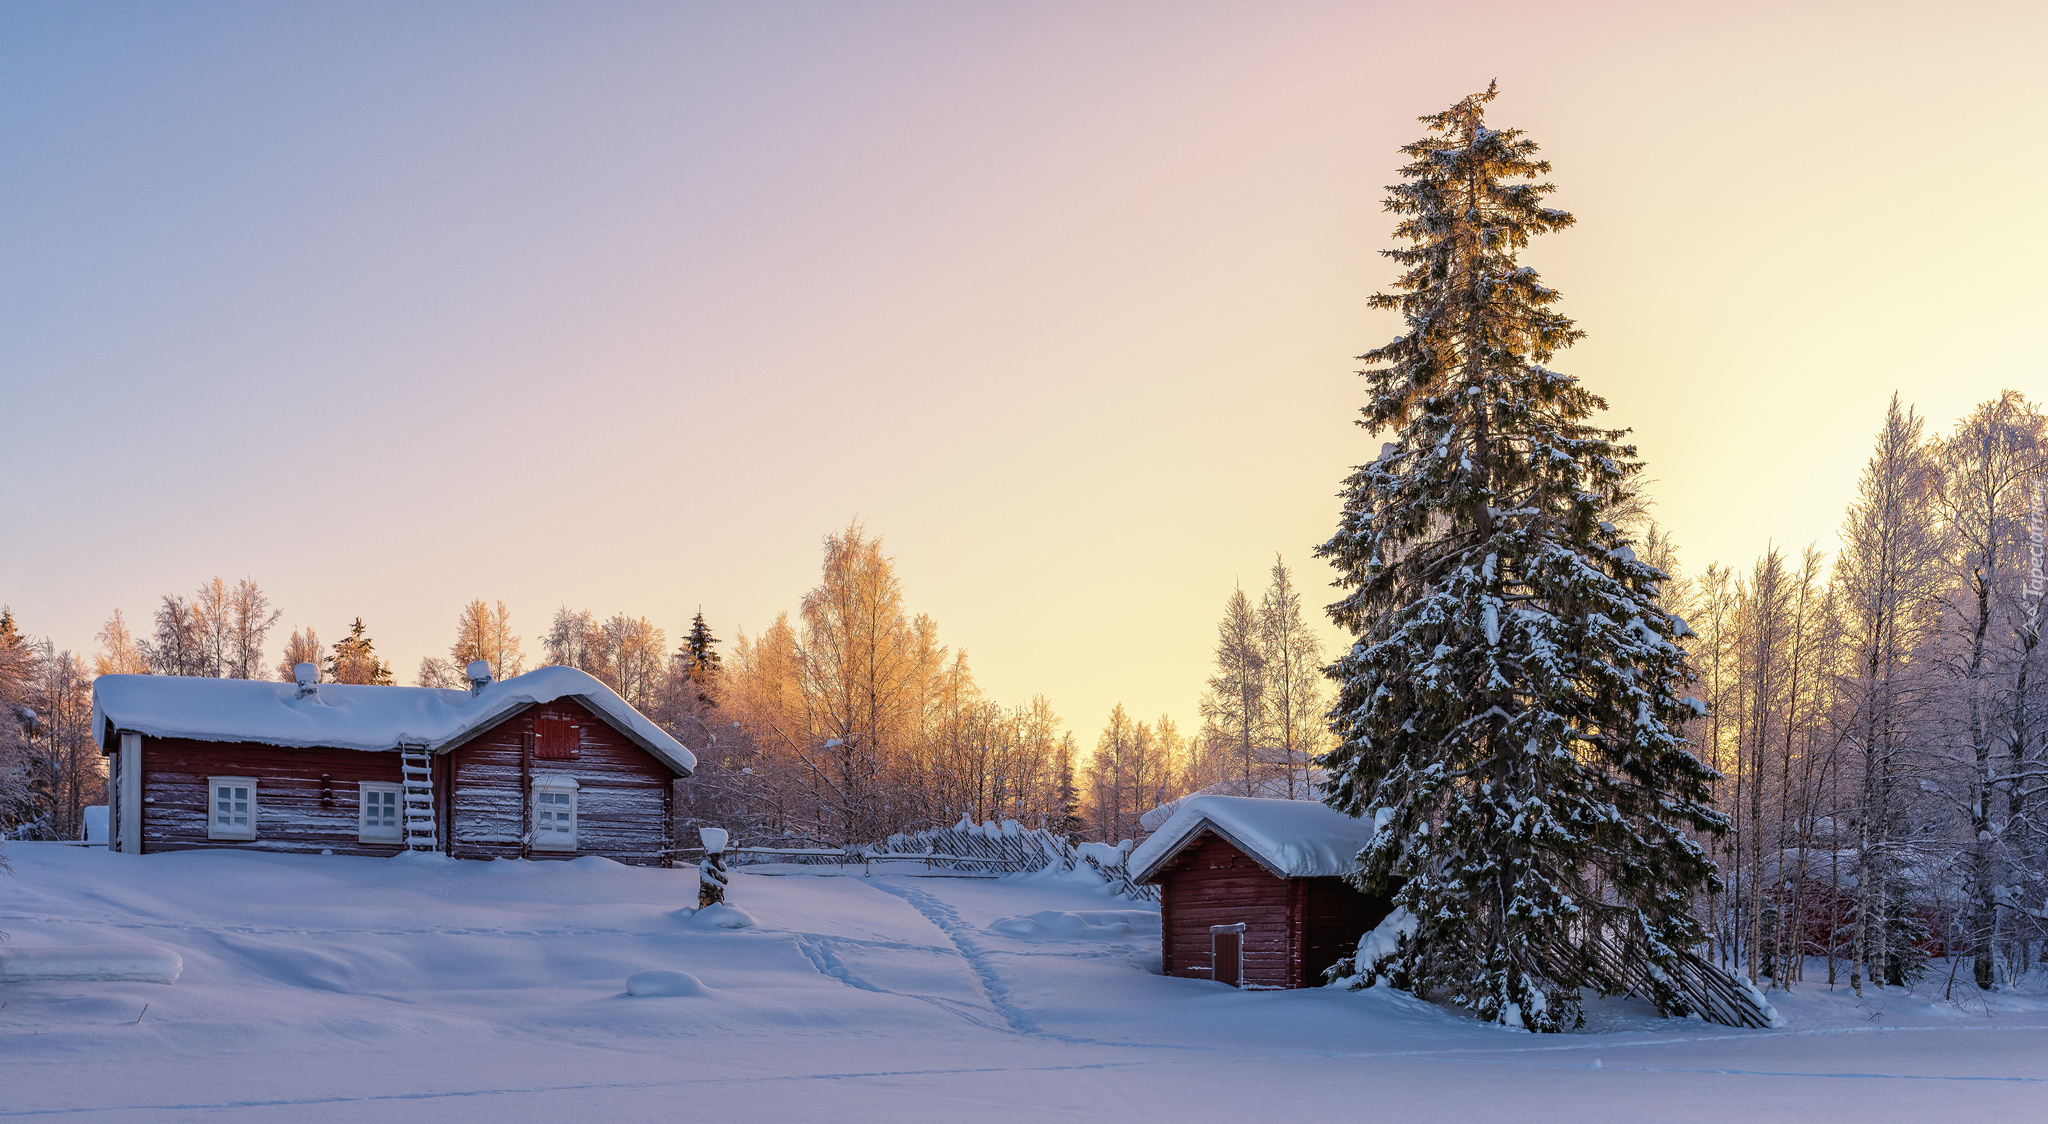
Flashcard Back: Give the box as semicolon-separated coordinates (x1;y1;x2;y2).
3;844;2045;1122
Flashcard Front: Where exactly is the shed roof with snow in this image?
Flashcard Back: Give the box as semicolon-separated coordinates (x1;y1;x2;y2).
1129;795;1375;884
91;665;695;776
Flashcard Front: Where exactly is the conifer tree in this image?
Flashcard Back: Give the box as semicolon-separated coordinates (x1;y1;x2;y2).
1318;84;1723;1031
681;610;723;706
327;618;394;685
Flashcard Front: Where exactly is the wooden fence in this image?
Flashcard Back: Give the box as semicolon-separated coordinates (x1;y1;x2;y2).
701;817;1158;903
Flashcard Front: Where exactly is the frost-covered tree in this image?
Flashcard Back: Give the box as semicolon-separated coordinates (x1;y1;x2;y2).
1929;390;2043;990
1199;585;1268;792
1318;84;1722;1032
423;600;527;687
1835;395;1948;993
1258;557;1326;799
0;608;38;859
142;594;206;676
92;609;150;677
225;579;282;680
275;627;325;682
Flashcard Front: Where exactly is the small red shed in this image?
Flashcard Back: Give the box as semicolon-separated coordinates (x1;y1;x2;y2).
90;665;695;865
1130;796;1392;989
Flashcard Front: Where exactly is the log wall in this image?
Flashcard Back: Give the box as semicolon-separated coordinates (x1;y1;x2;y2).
1156;830;1392;989
132;736;408;857
1159;834;1295;988
1301;875;1393;987
122;698;678;866
447;698;674;866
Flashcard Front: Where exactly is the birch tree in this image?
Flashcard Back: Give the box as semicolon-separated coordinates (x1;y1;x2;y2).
1836;394;1948;992
1199;585;1268;793
1258;557;1326;798
1931;390;2045;988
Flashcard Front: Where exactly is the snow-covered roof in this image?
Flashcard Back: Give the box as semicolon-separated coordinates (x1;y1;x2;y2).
91;666;695;776
1128;795;1374;883
1138;769;1330;831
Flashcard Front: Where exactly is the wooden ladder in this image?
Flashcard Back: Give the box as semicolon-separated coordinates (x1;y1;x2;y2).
399;743;438;852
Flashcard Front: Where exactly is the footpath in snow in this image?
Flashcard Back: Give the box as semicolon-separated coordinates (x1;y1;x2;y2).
3;844;2046;1122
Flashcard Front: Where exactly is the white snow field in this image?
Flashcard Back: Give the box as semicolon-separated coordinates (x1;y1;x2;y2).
3;845;2045;1122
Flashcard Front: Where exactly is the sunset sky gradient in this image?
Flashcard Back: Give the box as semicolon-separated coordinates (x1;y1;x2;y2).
4;1;2043;742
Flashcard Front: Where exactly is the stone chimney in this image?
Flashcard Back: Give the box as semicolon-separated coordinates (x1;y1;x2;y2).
466;660;494;695
293;662;319;700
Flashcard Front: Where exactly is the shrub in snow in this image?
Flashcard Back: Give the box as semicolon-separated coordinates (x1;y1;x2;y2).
626;969;708;997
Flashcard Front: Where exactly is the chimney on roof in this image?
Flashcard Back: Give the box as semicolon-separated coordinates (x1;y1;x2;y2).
466;660;494;695
293;662;319;699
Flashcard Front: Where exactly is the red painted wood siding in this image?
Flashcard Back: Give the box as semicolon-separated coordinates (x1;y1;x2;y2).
132;736;408;857
1301;876;1392;987
446;698;674;866
1156;830;1393;989
1158;834;1295;988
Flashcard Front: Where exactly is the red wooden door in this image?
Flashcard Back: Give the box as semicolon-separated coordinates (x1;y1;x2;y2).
1211;923;1245;987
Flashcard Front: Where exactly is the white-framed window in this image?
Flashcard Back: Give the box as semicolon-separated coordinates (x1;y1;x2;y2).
208;777;258;841
359;782;402;843
532;776;579;852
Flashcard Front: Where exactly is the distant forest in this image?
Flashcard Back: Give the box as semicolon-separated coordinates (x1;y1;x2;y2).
0;521;1333;852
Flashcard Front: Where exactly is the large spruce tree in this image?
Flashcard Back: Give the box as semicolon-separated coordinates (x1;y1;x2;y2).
1318;83;1723;1032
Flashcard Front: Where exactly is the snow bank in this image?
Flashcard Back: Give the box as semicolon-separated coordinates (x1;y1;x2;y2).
988;910;1161;940
0;944;183;984
3;841;2044;1121
91;665;694;775
625;969;709;997
1129;796;1375;881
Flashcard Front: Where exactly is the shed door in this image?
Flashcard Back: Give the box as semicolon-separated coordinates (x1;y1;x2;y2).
1211;923;1245;988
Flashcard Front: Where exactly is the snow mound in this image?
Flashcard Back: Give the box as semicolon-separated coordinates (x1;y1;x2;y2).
0;944;183;984
625;969;709;997
988;910;1161;940
687;904;756;930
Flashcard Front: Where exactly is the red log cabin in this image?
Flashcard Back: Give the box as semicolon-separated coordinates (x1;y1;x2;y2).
1130;796;1393;989
91;662;696;865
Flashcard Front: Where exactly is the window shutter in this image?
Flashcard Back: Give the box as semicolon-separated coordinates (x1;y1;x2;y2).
534;715;580;760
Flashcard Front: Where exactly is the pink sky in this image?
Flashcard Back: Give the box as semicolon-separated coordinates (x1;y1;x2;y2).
3;1;2042;744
